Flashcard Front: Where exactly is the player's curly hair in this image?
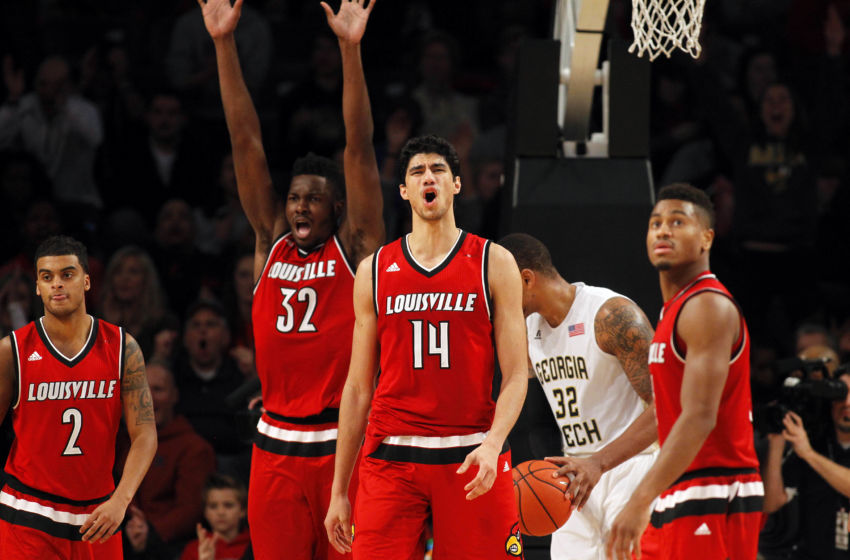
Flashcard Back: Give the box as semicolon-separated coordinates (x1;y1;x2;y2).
398;135;461;183
34;235;89;273
656;183;716;228
291;153;345;201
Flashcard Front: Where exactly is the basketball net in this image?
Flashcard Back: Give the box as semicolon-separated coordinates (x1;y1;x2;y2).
629;0;706;60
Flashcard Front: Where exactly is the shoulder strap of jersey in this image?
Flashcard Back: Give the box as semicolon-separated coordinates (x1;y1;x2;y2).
671;287;745;362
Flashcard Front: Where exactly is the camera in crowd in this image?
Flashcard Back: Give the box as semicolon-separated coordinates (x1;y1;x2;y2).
755;357;849;435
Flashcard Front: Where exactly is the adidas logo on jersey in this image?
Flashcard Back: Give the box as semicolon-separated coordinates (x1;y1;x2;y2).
503;461;510;472
694;523;712;536
27;351;42;362
385;262;401;272
534;330;541;340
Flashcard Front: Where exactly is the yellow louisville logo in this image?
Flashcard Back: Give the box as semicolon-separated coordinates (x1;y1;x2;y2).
505;522;523;557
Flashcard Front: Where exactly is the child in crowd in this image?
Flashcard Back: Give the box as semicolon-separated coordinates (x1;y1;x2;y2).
180;474;250;560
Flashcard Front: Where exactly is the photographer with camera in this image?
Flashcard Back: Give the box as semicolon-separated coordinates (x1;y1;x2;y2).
763;368;850;559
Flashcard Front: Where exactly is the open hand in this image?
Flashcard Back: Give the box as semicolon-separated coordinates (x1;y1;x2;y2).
198;0;243;40
457;442;500;500
320;0;376;46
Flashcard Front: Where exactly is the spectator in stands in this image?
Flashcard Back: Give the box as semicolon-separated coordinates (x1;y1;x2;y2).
108;89;211;227
151;198;214;317
175;300;251;483
179;473;250;560
98;245;168;346
277;30;345;169
0;55;103;238
121;361;216;559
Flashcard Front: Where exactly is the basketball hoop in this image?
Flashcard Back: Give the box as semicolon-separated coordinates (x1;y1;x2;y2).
629;0;706;60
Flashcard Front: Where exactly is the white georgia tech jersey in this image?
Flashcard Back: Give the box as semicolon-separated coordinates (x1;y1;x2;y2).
527;283;648;455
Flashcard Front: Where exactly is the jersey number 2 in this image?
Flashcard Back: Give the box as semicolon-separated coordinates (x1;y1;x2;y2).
62;408;83;456
276;287;318;333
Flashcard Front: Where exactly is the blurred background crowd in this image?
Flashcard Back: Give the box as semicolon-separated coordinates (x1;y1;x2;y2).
1;0;850;556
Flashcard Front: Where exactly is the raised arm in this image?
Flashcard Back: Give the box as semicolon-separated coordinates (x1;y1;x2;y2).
321;0;384;264
200;0;284;276
80;334;157;543
324;255;380;553
547;297;657;509
607;292;739;560
457;244;528;500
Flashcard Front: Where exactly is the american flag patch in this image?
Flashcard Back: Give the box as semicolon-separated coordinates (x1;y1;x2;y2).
568;323;585;337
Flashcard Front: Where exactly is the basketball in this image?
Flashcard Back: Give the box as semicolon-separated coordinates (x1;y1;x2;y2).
511;460;573;536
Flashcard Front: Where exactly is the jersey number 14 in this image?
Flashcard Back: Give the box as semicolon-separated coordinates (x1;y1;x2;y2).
409;320;450;369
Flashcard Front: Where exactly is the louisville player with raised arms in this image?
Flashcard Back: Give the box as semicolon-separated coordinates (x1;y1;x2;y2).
0;235;157;559
325;135;528;559
200;0;384;558
608;184;764;560
499;232;658;560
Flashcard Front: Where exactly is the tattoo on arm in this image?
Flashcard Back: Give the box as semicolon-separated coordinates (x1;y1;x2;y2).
121;337;154;425
595;298;654;403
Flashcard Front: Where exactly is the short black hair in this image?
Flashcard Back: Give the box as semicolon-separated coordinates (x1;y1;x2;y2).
34;235;89;274
185;299;229;328
202;472;247;510
656;183;715;228
291;153;345;201
498;233;557;276
398;135;461;184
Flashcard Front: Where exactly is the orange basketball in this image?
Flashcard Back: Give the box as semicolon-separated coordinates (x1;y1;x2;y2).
511;459;573;536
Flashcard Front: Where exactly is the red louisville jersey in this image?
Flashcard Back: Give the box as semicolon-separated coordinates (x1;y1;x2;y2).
6;317;123;501
252;233;356;417
649;271;759;472
368;231;496;442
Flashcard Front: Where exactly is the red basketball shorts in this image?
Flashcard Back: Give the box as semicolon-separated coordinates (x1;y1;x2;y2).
249;411;356;560
353;434;523;560
650;468;764;560
0;480;122;560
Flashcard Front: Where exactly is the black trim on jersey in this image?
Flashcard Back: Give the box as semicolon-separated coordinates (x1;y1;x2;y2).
371;248;380;317
0;504;85;540
650;495;764;528
333;234;358;278
4;475;111;507
673;467;758;485
265;408;340;425
35;317;99;368
670;287;745;361
482;239;492;320
253;232;292;295
369;439;509;465
119;327;126;381
10;331;19;409
401;230;468;278
253;432;336;457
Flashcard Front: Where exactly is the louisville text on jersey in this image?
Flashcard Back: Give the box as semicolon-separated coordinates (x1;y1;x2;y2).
27;380;118;401
648;342;666;364
267;259;337;283
384;292;478;315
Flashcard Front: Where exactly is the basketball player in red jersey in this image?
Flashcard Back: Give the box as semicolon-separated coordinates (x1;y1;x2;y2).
607;184;764;560
0;235;157;559
325;135;528;559
201;0;384;558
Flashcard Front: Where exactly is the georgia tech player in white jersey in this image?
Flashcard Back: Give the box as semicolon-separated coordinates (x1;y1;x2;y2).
501;233;659;560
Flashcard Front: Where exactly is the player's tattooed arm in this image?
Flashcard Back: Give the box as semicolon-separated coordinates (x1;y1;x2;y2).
595;297;654;403
122;334;154;425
